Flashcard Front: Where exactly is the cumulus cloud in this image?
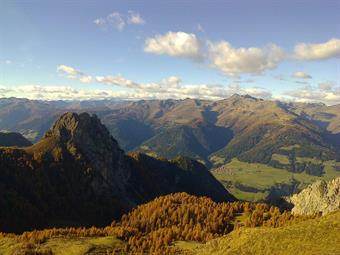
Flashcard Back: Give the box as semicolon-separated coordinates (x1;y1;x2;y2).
143;33;338;77
207;41;284;76
144;32;203;60
284;83;340;104
127;11;145;25
293;38;340;60
292;71;312;79
94;10;144;31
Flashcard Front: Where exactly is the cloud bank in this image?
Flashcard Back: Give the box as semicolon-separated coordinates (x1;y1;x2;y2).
284;82;340;104
53;64;340;104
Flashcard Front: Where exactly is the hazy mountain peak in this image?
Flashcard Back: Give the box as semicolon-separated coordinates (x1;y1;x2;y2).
228;93;259;102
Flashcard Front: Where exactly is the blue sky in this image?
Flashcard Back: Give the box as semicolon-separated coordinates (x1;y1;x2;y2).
0;0;339;104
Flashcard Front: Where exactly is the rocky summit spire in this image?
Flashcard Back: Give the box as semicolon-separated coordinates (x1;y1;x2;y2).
39;112;125;181
45;112;114;146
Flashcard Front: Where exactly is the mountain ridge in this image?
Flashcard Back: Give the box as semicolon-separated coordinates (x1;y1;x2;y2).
0;112;234;233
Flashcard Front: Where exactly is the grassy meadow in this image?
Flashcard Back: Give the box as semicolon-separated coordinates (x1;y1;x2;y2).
212;157;340;201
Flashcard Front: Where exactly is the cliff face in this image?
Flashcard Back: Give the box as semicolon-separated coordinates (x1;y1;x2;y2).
287;177;340;215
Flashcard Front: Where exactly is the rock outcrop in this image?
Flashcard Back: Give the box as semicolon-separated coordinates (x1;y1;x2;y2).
287;177;340;215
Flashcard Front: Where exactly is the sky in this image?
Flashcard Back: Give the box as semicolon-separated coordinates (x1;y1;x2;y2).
0;0;339;104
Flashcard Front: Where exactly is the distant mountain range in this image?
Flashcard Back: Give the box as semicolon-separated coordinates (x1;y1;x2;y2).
0;112;233;233
0;95;339;202
1;96;339;166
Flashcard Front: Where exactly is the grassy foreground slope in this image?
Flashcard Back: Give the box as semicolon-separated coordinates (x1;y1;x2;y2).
188;211;340;255
0;236;123;255
0;193;316;254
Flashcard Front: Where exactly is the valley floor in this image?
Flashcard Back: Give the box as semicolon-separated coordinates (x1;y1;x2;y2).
213;158;340;201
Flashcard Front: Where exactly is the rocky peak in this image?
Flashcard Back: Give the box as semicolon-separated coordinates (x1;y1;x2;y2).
287;177;340;215
45;112;121;151
45;112;107;143
43;112;124;181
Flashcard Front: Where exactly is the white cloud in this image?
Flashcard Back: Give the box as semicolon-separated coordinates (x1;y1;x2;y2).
57;65;81;77
143;34;338;77
95;75;139;88
292;71;312;79
0;83;273;101
57;65;93;83
207;41;284;76
293;38;340;60
284;83;340;104
55;65;273;101
55;65;340;104
94;10;145;31
161;76;182;89
144;32;203;60
79;75;94;83
127;11;145;25
0;85;122;100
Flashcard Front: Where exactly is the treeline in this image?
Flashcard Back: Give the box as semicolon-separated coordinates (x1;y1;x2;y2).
0;193;316;254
